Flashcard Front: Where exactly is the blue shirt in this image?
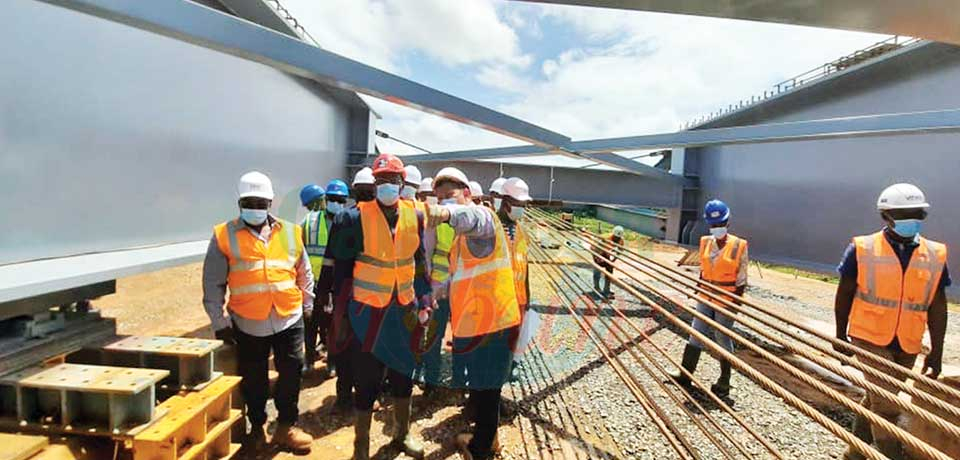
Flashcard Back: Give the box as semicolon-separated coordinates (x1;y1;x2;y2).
837;229;951;290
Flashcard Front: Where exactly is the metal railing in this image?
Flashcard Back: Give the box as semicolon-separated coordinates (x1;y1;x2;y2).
264;0;321;47
681;35;923;130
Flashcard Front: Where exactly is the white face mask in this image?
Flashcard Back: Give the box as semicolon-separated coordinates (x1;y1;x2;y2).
426;196;439;206
508;206;525;221
400;185;417;200
710;226;728;239
493;197;502;211
440;198;458;206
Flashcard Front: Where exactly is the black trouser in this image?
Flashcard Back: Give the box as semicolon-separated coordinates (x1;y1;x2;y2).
234;319;304;425
304;309;332;361
333;338;358;404
468;388;501;459
353;350;413;410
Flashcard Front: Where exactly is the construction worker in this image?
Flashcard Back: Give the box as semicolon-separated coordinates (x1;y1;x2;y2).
419;173;455;396
498;177;532;382
202;171;314;453
320;179;355;412
418;177;436;204
299;184;329;374
402;165;425;212
593;225;625;301
668;199;747;399
835;183;949;460
352;167;376;203
489;177;506;212
318;154;430;460
468;180;485;206
428;167;522;460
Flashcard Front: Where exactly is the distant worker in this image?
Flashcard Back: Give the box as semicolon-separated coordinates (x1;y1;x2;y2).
352;167;376;203
202;171;314;453
668;199;748;399
498;177;532;382
834;183;949;460
489;177;506;212
429;167;522;460
592;225;625;301
418;177;436;205
318;154;430;460
299;184;329;374
320;178;355;413
402;165;424;212
468;181;484;206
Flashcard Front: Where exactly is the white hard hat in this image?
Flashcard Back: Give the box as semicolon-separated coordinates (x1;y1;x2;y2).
420;177;434;193
404;165;422;186
502;177;531;202
434;167;469;188
238;171;274;200
877;183;929;210
490;177;507;194
613;225;625;237
468;181;483;197
353;167;374;186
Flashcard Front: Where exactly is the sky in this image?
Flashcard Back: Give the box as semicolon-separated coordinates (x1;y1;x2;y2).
281;0;888;167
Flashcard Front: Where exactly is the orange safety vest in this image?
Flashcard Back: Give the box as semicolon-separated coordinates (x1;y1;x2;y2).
449;209;521;338
214;218;303;320
352;200;420;308
849;231;947;354
509;223;529;307
699;234;747;298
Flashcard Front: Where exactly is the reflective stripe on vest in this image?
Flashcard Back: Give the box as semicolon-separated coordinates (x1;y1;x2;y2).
449;209;521;338
352;200;420;308
849;231;947;353
431;224;455;284
214;218;303;320
302;211;329;280
510;223;529;306
699;234;745;292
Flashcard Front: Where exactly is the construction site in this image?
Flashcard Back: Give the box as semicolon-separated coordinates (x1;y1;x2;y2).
2;1;960;460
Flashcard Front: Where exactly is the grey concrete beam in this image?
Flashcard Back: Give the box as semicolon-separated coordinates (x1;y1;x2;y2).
40;0;570;148
519;1;960;46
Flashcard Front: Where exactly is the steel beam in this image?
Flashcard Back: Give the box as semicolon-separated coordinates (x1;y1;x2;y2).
37;0;570;148
519;1;960;46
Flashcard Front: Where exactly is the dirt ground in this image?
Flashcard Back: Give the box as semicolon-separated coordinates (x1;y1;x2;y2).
91;239;959;460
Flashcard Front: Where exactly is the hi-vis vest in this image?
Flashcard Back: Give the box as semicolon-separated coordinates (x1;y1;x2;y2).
849;231;947;354
302;211;329;280
353;200;420;308
699;234;747;297
509;223;529;307
431;224;456;285
214;218;303;320
449;209;521;338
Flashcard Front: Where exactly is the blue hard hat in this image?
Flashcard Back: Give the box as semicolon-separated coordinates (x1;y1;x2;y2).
299;184;325;206
325;179;349;197
704;199;730;225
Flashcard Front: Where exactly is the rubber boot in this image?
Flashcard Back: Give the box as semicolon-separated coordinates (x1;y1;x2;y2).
876;437;905;460
390;397;424;459
842;414;872;460
667;344;701;387
711;359;732;398
353;409;372;460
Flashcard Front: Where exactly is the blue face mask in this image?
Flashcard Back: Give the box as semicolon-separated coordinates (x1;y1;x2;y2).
376;183;400;206
240;208;268;226
892;219;922;238
326;202;343;215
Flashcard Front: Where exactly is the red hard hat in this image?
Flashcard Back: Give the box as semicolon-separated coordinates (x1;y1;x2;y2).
371;153;405;178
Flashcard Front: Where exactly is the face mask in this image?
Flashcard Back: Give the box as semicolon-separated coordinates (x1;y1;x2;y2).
400;185;417;200
710;226;728;239
508;207;525;221
493;198;502;211
376;183;400;206
440;198;458;206
240;208;268;226
892;219;922;238
426;196;439;206
326;202;343;214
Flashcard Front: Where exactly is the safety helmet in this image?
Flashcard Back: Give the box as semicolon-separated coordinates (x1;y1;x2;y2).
877;183;929;210
502;177;531;202
404;165;422;186
490;177;507;195
613;226;625;238
299;184;325;206
353;167;374;186
468;181;483;197
325;179;349;197
434;167;470;188
703;199;730;225
238;171;275;200
420;177;434;193
372;153;405;178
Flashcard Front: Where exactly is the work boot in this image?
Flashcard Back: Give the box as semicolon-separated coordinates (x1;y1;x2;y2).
456;432;500;458
245;423;267;450
842;414;873;460
390;397;424;459
711;359;732;398
876;438;905;460
667;344;701;387
353;409;373;460
272;423;312;454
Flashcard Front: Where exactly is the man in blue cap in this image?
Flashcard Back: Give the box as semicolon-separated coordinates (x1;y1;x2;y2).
299;184;328;373
667;199;748;398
